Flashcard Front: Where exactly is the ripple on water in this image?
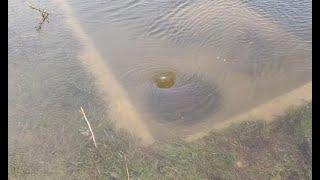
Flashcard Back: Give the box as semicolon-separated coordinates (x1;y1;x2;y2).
147;73;220;123
120;66;220;123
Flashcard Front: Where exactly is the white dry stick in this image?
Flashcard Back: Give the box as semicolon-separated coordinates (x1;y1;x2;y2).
80;107;97;148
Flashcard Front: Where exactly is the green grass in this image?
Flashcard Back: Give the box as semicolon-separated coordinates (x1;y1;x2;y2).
9;102;312;179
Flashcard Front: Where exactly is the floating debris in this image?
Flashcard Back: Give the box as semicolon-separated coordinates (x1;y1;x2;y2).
27;2;49;30
153;71;176;88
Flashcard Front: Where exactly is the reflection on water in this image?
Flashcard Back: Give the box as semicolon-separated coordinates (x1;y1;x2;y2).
9;0;311;142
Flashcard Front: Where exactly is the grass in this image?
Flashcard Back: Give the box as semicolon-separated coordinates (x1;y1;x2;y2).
9;102;312;179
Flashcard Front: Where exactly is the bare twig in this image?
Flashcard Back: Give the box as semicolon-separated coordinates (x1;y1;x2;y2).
80;107;97;148
124;154;130;180
96;166;101;176
27;2;49;30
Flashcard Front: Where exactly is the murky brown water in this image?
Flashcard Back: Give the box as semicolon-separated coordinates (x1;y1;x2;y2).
9;0;311;143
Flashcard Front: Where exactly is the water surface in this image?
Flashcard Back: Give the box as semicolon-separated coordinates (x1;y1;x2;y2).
9;0;312;142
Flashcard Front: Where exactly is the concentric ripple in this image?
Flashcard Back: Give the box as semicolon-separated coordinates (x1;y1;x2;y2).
120;65;220;123
147;73;220;123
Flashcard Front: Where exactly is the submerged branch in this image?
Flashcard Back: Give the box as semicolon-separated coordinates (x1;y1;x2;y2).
27;2;49;30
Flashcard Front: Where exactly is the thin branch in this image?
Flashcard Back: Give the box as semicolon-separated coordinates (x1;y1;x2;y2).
80;107;98;148
124;154;130;180
27;2;49;30
27;2;43;12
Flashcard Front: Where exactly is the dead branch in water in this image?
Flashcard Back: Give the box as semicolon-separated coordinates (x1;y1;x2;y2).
27;2;49;30
80;107;98;148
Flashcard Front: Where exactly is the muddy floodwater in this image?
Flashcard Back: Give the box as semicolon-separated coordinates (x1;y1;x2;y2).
9;0;311;146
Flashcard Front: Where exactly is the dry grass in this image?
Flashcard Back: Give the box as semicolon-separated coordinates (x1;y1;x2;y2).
9;102;311;179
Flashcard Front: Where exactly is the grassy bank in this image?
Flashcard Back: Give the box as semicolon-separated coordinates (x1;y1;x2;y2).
9;102;312;179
